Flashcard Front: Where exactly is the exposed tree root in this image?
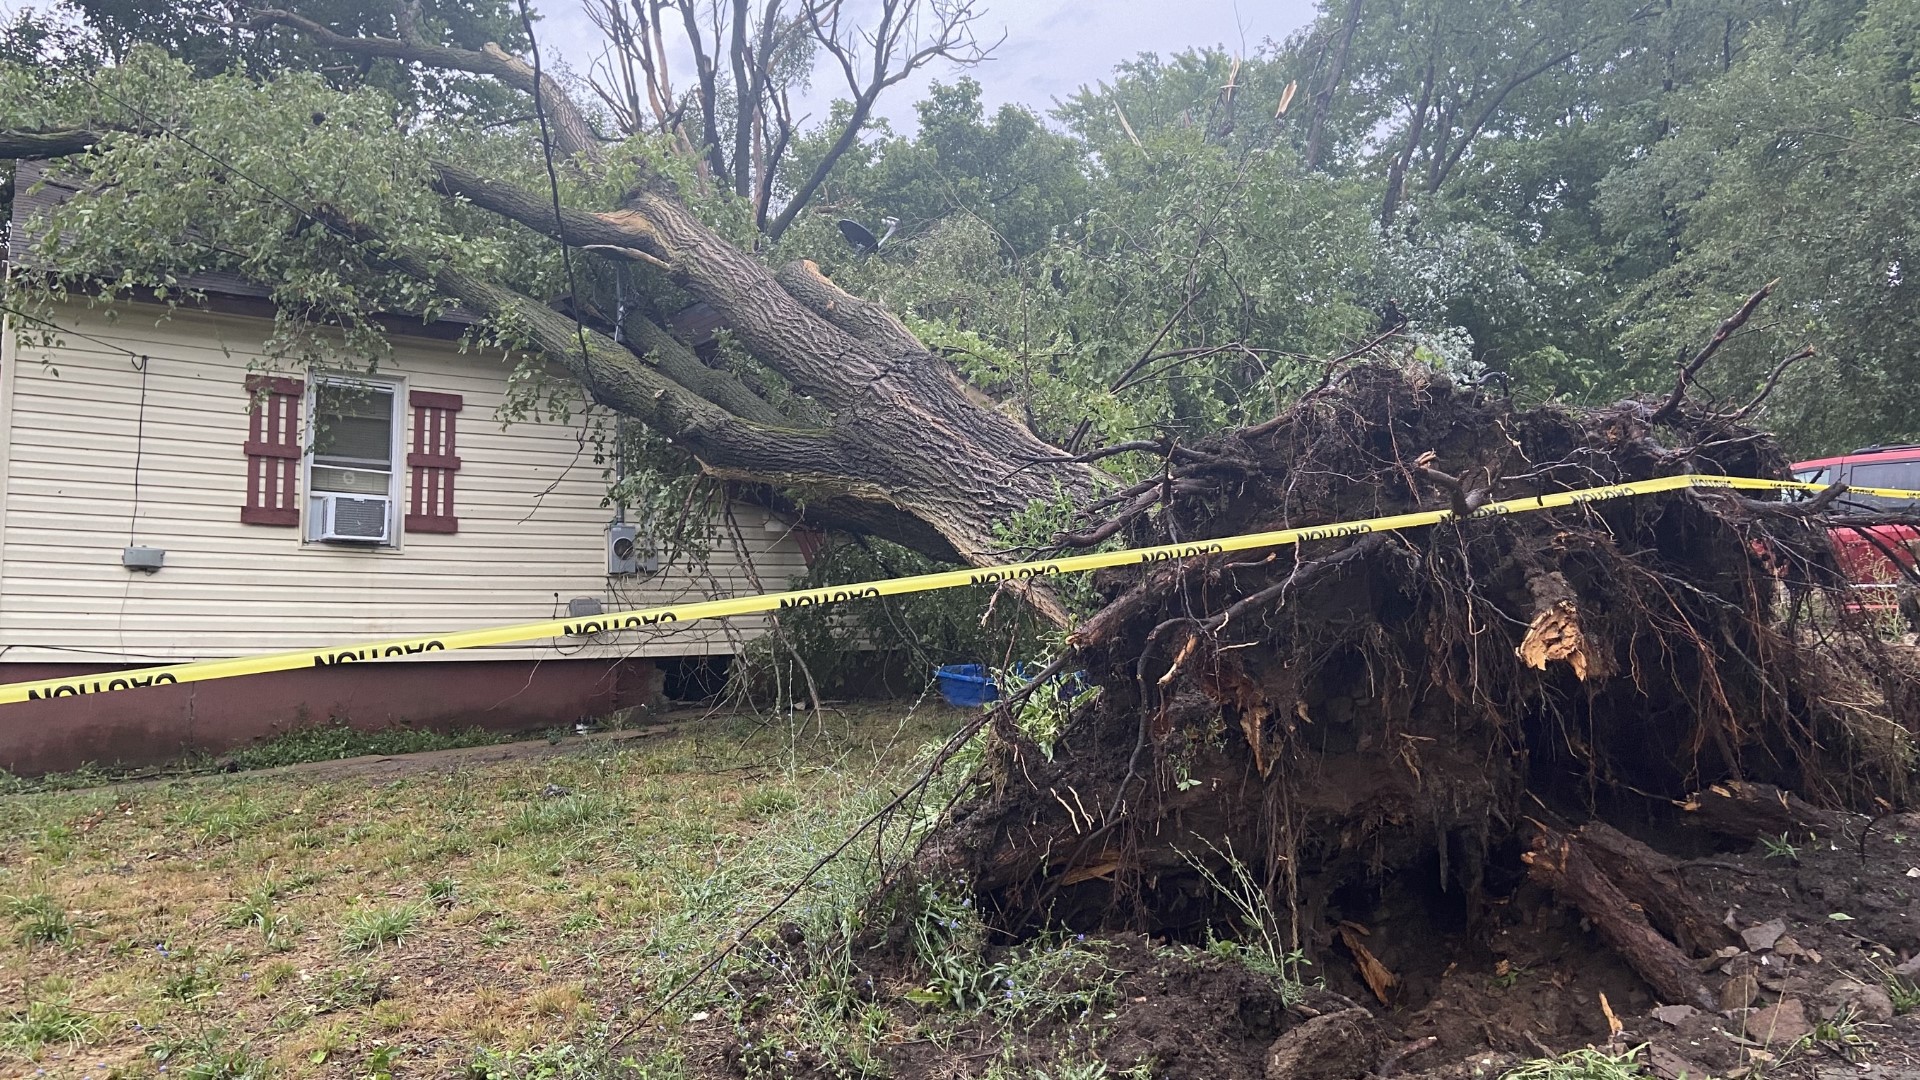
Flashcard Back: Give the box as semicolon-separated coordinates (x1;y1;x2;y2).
919;360;1918;1010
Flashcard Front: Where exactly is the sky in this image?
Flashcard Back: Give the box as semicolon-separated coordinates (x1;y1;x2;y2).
529;0;1321;134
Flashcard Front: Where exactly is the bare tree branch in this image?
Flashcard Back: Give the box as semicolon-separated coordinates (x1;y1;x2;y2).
0;128;104;159
249;9;602;157
765;0;999;240
1649;280;1778;426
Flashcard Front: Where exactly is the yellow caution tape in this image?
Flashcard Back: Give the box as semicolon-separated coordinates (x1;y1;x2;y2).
2;474;1913;705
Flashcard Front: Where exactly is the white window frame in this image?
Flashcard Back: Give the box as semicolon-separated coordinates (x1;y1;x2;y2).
302;374;405;548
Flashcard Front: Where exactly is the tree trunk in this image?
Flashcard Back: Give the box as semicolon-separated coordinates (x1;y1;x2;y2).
410;163;1103;603
1303;0;1364;169
1379;56;1435;229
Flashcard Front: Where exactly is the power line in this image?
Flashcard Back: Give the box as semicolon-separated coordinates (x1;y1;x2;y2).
0;301;145;363
513;0;600;394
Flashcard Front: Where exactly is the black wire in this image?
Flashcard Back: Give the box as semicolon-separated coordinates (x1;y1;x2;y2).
129;353;150;545
513;0;598;393
0;302;145;361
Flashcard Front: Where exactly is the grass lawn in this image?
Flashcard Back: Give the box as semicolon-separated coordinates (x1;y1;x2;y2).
1;700;961;1079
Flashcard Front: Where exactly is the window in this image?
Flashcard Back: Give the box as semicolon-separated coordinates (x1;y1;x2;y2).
1844;459;1920;514
305;378;402;544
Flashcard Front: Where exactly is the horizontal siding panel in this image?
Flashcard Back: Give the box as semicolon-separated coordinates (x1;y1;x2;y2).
2;304;811;664
0;578;768;604
0;551;796;584
0;636;743;662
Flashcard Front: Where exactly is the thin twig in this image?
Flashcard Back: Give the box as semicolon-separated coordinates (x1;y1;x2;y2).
1649;281;1777;426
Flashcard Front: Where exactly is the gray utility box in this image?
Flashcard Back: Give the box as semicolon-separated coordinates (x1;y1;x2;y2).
122;546;165;573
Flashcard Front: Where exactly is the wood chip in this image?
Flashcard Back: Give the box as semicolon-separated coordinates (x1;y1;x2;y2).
1335;923;1399;1006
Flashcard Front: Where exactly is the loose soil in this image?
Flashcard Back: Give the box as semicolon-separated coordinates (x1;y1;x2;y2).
703;805;1920;1079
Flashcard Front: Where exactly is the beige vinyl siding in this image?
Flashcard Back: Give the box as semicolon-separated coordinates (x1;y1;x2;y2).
0;303;809;663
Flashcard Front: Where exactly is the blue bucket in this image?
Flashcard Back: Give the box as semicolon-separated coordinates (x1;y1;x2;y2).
934;664;999;707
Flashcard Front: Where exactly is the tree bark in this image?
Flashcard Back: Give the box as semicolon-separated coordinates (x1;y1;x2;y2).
1523;824;1716;1010
1379;56;1435;229
0;129;102;159
427;162;1103;574
1574;823;1737;956
1677;781;1844;841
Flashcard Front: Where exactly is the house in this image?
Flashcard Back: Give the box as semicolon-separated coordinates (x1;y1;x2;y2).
0;164;811;776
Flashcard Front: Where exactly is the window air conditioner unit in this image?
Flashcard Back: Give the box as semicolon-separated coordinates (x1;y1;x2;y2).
317;493;392;544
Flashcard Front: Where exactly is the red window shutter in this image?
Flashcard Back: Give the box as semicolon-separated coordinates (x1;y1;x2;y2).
242;375;303;526
406;390;462;534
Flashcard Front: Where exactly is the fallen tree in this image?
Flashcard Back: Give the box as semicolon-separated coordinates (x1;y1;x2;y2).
7;28;1917;1039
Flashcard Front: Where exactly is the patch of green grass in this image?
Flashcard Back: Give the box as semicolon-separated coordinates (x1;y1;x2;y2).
0;998;99;1052
1500;1045;1645;1080
1760;832;1802;860
739;786;799;820
1888;974;1920;1015
501;793;620;838
168;793;272;843
0;723;527;793
32;823;77;863
313;963;386;1013
161;964;221;1002
147;1028;270;1079
4;891;73;945
427;876;459;907
0;701;960;1077
463;1041;617;1079
224;722;519;771
339;902;426;952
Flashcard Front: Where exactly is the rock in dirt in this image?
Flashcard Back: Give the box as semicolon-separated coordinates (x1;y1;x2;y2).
1741;918;1787;952
1649;1043;1712;1080
1746;999;1813;1046
1895;954;1920;978
1772;934;1817;961
1652;1004;1699;1026
1818;978;1895;1023
1697;946;1744;973
1720;973;1760;1011
1264;1007;1384;1080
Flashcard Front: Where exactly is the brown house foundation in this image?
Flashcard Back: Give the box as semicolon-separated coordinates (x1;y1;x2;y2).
0;658;664;776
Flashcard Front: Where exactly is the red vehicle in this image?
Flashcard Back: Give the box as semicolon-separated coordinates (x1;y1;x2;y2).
1789;445;1920;585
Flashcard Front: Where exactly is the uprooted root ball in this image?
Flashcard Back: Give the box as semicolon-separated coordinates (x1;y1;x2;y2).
921;362;1916;992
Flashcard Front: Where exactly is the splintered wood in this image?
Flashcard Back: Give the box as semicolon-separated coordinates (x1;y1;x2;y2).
1516;600;1602;681
1336;922;1399;1006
